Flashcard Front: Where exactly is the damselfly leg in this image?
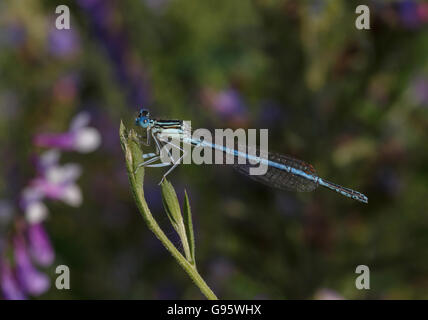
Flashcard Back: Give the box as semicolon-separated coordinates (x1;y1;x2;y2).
134;131;187;184
157;136;187;185
134;133;168;175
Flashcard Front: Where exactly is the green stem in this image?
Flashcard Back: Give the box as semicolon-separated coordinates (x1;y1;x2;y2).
120;123;217;300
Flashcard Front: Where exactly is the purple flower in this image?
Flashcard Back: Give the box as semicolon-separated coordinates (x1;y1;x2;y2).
77;0;103;9
202;88;249;124
20;186;48;224
21;150;83;223
31;162;83;206
418;3;428;23
0;259;26;300
32;163;82;204
14;235;50;296
34;112;101;153
27;223;55;267
48;25;80;58
398;0;420;28
314;288;344;300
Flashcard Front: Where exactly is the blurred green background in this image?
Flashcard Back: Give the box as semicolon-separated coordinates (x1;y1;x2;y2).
0;0;428;299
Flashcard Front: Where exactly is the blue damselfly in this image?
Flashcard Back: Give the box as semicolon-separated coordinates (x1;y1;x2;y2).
134;109;368;204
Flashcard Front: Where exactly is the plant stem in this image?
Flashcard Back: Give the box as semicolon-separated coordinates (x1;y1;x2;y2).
120;123;217;300
131;176;217;300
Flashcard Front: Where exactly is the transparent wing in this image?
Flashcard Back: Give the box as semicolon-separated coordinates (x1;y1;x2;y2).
186;134;320;192
232;150;319;192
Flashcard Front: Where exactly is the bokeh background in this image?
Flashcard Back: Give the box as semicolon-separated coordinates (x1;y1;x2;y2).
1;0;427;299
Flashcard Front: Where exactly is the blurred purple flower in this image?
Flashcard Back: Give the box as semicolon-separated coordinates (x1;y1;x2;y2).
20;186;48;224
0;259;26;300
34;112;101;153
77;0;103;9
27;223;55;267
48;25;80;58
14;235;50;296
212;89;246;116
314;288;344;300
202;88;249;124
21;150;83;223
35;148;61;175
31;162;83;206
418;3;428;23
397;0;421;28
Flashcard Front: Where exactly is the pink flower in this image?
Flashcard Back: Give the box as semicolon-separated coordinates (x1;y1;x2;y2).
14;235;50;296
34;112;101;153
48;25;80;59
201;88;249;125
0;259;26;300
314;288;345;300
28;223;55;267
21;150;83;224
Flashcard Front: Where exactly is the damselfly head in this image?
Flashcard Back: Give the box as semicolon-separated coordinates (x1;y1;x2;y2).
135;109;152;128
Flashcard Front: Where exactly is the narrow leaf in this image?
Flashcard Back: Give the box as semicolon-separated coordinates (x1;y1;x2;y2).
119;121;126;141
183;190;196;265
128;129;145;184
161;179;183;230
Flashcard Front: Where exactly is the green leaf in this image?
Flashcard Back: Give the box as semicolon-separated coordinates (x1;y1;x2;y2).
161;180;193;263
161;179;183;230
183;190;196;265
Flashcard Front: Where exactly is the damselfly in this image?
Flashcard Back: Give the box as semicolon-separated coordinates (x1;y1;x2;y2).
134;109;368;204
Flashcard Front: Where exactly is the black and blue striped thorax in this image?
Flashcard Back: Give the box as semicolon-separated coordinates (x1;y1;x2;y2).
153;119;183;130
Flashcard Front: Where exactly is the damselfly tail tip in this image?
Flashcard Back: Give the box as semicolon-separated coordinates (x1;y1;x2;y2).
357;193;368;204
319;178;368;204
